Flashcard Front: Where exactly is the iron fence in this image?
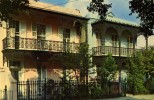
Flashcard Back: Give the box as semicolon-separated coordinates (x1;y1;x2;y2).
17;79;81;100
17;79;126;100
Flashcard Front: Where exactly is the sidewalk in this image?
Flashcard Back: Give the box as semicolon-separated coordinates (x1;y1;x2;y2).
96;94;154;100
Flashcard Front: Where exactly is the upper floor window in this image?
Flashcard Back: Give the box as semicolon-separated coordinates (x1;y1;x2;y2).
63;28;70;42
112;35;118;47
9;20;19;35
32;23;46;40
127;36;133;48
96;32;101;46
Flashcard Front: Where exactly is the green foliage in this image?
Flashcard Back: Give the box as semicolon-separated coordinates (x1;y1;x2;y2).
142;46;154;93
129;0;153;38
89;84;102;99
97;53;117;91
126;52;147;94
57;43;92;82
87;0;111;20
99;53;118;82
142;47;154;77
0;0;31;21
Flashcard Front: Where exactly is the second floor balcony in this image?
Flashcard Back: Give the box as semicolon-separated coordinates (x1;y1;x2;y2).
3;37;80;53
92;46;141;57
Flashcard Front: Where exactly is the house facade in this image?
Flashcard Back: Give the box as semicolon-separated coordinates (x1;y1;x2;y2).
88;14;140;81
0;1;88;87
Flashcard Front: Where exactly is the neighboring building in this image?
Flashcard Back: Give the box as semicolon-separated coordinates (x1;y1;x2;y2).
89;14;140;81
0;1;88;86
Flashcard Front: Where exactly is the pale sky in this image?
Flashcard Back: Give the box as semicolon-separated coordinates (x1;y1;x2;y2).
40;0;154;48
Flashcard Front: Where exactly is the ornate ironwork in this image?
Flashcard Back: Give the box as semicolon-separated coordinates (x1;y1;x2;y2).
3;37;79;53
92;46;140;57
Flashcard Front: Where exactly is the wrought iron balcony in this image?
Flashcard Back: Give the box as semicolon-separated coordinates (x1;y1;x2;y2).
3;37;80;53
92;46;141;57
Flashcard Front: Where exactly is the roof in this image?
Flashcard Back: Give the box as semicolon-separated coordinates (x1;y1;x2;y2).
29;1;88;19
92;14;140;27
106;15;139;27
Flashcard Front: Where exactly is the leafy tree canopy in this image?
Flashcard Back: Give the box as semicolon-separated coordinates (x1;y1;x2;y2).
0;0;38;21
129;0;154;36
87;0;111;20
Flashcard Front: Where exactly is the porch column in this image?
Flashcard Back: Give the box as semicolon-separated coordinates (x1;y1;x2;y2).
118;34;122;95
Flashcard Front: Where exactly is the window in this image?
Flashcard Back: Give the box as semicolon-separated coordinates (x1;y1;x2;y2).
32;23;37;36
37;24;46;40
63;28;70;42
96;33;101;46
9;20;19;35
9;60;20;81
127;36;133;48
32;23;46;40
112;35;118;47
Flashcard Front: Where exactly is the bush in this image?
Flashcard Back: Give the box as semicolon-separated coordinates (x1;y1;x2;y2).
89;84;102;99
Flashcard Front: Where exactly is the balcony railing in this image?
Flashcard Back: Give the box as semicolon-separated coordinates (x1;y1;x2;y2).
92;46;141;57
3;37;80;53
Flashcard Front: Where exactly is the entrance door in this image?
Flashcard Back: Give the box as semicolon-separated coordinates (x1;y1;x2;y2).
37;66;47;80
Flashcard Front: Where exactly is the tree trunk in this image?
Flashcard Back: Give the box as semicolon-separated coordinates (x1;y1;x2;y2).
145;35;149;50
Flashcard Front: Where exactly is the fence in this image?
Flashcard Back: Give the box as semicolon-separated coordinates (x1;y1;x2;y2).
17;79;126;100
17;79;81;100
0;80;126;100
0;86;13;100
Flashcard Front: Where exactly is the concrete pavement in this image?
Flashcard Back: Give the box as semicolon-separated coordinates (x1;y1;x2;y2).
95;94;154;100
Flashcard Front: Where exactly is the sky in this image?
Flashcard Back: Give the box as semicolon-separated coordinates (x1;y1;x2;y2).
40;0;153;48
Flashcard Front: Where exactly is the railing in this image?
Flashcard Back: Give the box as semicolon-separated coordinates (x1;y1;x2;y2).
3;37;80;53
92;46;141;57
17;79;124;100
17;79;83;100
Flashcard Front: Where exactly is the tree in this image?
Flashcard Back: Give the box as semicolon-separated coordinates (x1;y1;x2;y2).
97;53;118;92
87;0;111;20
0;0;30;21
142;46;154;93
57;43;92;99
129;0;154;49
126;51;147;94
56;43;92;83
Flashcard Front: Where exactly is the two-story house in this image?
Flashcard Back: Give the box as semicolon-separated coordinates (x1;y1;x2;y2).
0;1;88;84
89;14;140;82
